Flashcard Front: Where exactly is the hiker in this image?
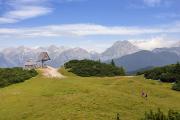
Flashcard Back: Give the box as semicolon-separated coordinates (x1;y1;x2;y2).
145;93;148;100
141;90;148;100
116;113;120;120
141;90;145;97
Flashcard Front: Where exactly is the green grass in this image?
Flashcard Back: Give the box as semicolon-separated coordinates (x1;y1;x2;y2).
0;68;179;120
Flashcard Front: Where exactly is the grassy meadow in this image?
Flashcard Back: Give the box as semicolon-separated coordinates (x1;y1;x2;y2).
0;68;179;120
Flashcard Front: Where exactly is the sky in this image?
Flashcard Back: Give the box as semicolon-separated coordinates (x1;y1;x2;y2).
0;0;180;52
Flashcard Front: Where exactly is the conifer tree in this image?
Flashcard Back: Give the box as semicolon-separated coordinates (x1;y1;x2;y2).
111;59;115;66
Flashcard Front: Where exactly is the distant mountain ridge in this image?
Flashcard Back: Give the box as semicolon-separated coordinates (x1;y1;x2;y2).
153;47;180;56
0;53;14;68
48;48;92;67
114;50;180;72
0;40;180;71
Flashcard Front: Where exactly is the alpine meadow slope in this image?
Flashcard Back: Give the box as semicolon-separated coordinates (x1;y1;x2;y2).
0;68;179;120
1;0;180;119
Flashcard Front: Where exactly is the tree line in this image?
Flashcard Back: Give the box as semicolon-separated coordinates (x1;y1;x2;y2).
116;109;180;120
64;59;125;77
141;109;180;120
0;67;38;88
137;62;180;91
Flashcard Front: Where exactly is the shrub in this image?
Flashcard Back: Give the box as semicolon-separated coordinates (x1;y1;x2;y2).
64;59;125;77
172;81;180;91
141;109;180;120
137;63;180;91
0;67;38;88
160;73;176;83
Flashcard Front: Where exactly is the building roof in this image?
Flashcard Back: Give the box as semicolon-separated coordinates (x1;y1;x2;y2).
38;52;51;61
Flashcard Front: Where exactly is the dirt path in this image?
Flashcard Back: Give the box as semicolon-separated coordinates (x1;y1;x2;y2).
41;66;65;78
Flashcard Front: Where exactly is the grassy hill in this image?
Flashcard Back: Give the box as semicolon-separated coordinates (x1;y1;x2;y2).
0;68;179;120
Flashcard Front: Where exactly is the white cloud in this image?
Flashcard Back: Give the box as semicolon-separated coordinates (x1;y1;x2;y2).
129;36;177;50
0;6;52;24
0;23;180;38
0;23;179;51
0;17;18;24
8;7;50;19
0;0;87;24
130;0;172;9
155;13;180;19
143;0;162;7
0;0;52;24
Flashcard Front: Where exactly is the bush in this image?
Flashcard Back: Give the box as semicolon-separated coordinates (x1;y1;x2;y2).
141;109;180;120
0;67;38;88
137;63;180;91
64;59;125;77
172;81;180;91
160;73;176;83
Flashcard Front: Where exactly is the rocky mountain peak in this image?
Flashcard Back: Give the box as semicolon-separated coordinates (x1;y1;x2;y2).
101;40;140;60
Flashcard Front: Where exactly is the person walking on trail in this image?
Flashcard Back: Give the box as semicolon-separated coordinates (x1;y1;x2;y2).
141;90;145;97
141;90;148;100
145;93;148;100
116;113;120;120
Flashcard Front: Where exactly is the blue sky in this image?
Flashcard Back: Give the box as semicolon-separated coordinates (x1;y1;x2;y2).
0;0;180;52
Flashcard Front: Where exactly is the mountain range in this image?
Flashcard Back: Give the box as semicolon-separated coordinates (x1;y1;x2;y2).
114;50;180;72
0;40;180;72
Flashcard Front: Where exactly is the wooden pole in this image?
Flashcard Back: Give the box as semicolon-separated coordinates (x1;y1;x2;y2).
41;60;43;68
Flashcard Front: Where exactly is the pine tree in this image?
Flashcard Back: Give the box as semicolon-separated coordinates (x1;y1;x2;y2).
111;59;115;66
174;62;180;74
98;59;101;63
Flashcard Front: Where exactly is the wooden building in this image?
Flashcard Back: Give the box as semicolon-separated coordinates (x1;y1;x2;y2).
38;52;51;68
24;59;37;70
